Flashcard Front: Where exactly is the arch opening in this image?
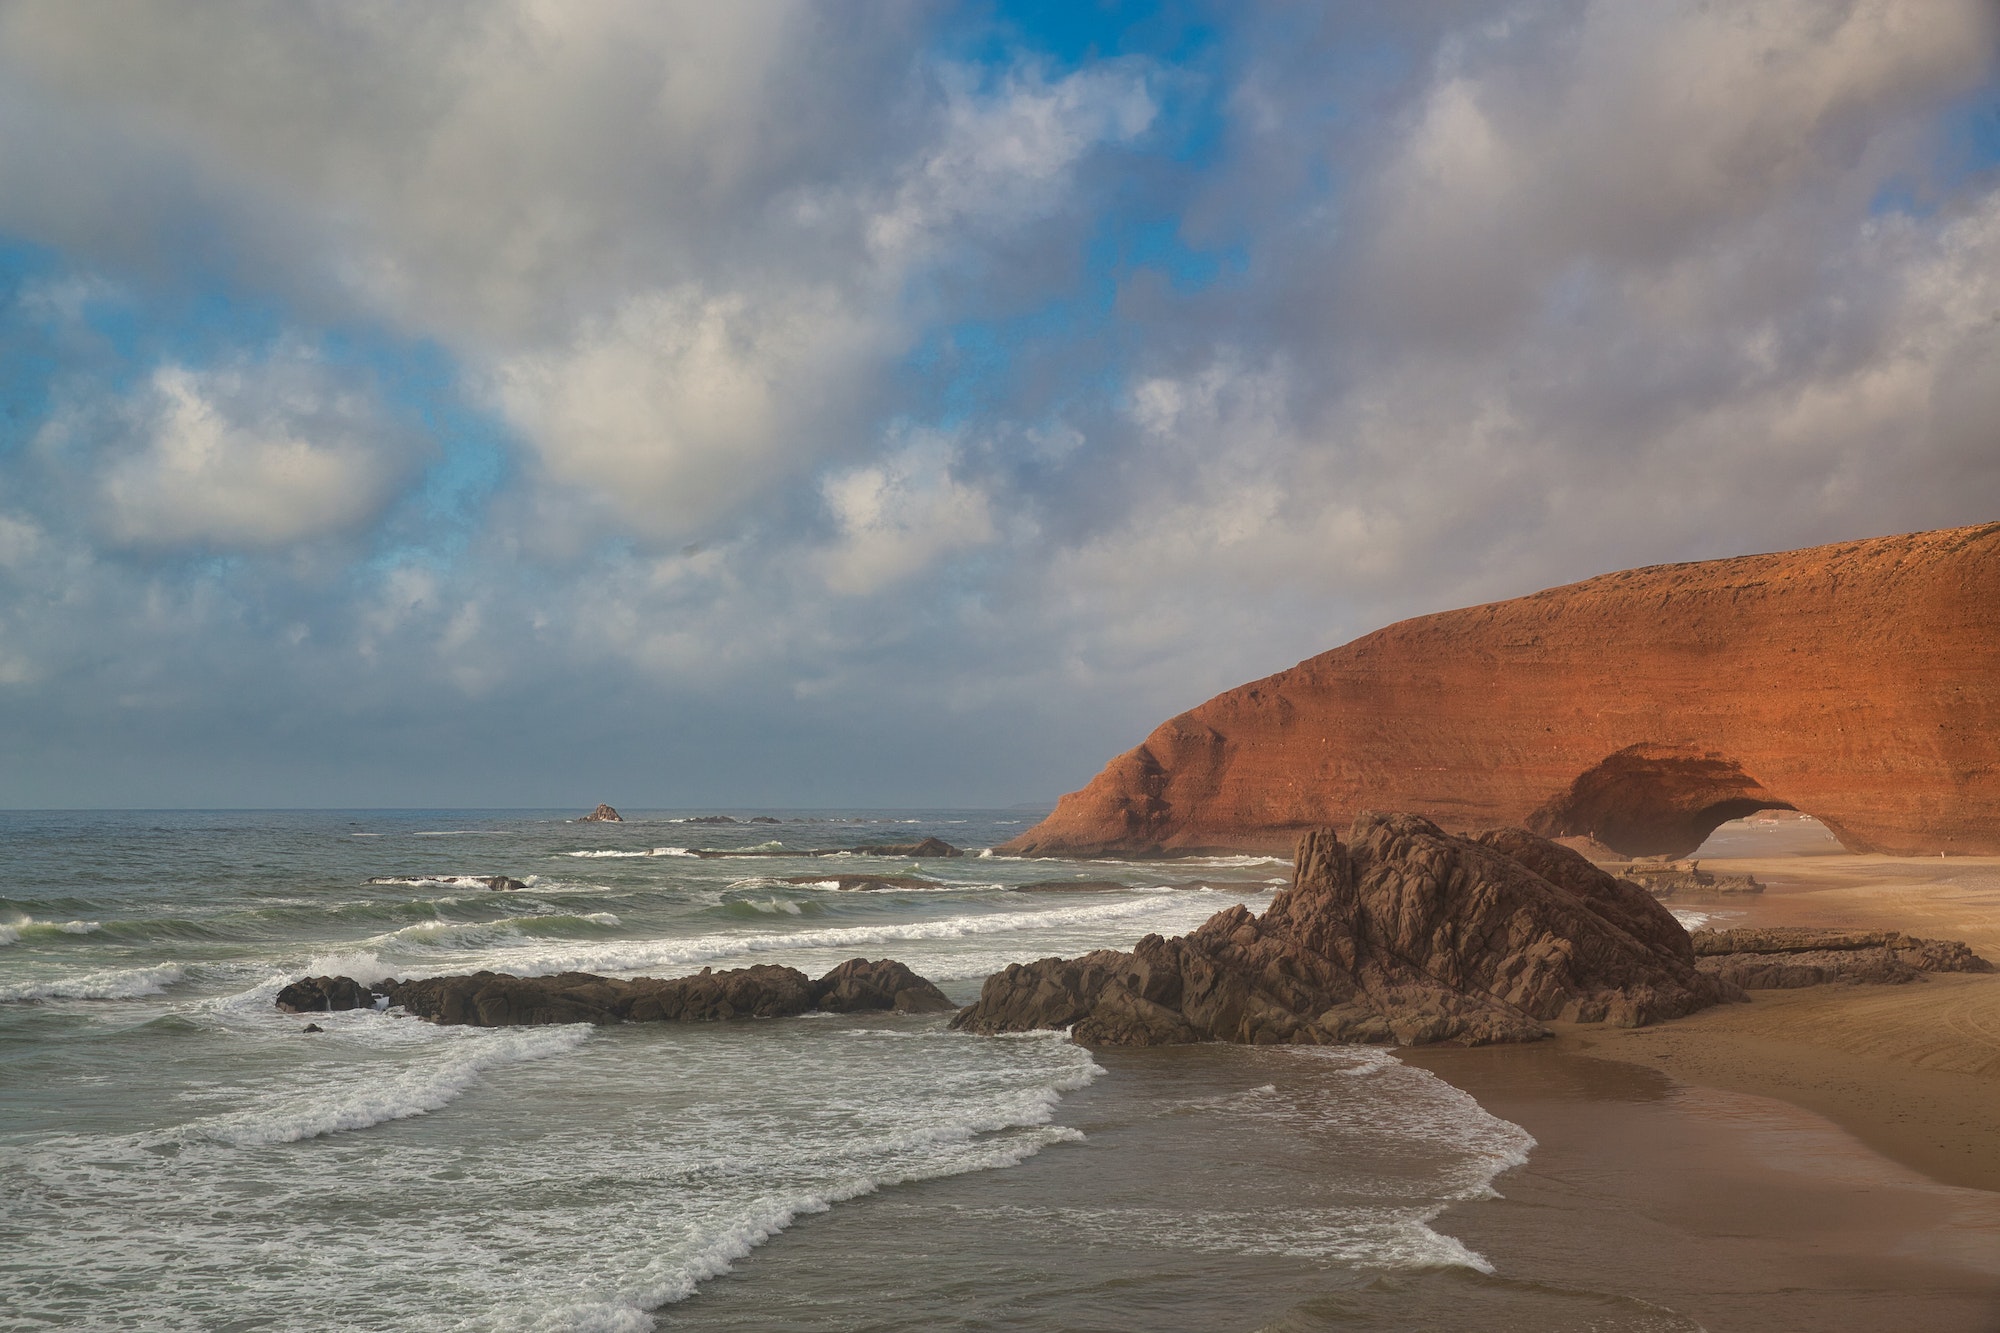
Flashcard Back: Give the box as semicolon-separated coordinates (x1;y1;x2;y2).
1527;743;1795;859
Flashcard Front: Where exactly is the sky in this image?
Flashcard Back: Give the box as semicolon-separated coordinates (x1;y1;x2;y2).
1;0;1997;810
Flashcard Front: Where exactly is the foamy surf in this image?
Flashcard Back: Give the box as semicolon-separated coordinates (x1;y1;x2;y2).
0;961;188;1002
186;1023;594;1147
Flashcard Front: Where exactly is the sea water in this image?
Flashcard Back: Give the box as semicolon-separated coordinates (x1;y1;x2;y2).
0;810;1537;1331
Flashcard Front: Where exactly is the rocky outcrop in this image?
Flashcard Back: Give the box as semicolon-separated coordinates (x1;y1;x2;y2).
1607;860;1762;897
845;837;963;858
953;814;1735;1047
580;804;624;822
277;958;953;1027
1004;523;2000;859
1691;927;1993;988
276;975;383;1013
812;958;955;1014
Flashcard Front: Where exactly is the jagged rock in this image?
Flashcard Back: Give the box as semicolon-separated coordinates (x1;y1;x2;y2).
844;837;962;858
812;958;955;1014
1002;523;2000;859
1691;926;1992;988
781;874;942;891
286;959;954;1027
579;804;624;823
301;1023;324;1033
953;814;1736;1048
276;975;388;1013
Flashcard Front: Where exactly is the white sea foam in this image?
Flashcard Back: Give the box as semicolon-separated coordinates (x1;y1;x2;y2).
189;1024;593;1147
563;847;694;859
408;893;1237;981
0;962;187;1002
0;915;103;944
1669;908;1711;930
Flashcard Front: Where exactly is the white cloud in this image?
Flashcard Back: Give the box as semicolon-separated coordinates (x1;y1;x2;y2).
96;359;407;550
818;435;996;595
495;285;883;541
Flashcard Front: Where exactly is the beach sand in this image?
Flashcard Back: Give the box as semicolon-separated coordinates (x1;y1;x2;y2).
1397;829;2000;1330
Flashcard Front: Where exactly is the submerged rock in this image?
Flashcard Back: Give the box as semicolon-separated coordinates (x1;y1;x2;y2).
844;837;962;858
1690;926;1992;988
579;804;624;823
952;814;1737;1048
280;958;954;1027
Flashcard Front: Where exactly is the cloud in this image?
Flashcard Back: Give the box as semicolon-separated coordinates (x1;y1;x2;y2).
494;284;884;542
818;434;997;595
92;356;411;550
0;1;1996;807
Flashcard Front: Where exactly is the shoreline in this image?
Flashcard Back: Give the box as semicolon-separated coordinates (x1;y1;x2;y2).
1402;1039;2000;1332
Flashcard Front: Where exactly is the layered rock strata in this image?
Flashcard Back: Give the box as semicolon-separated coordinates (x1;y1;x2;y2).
953;814;1736;1047
1004;523;2000;859
275;957;953;1027
1691;927;1993;988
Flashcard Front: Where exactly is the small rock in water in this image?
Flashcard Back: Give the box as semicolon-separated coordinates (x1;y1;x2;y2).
302;1023;324;1033
685;815;739;825
579;804;623;822
844;837;962;858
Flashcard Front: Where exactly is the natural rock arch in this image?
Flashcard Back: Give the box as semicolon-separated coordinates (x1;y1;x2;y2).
1002;523;2000;860
1524;743;1800;858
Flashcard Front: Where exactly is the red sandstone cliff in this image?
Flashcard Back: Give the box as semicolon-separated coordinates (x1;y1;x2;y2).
1001;523;2000;859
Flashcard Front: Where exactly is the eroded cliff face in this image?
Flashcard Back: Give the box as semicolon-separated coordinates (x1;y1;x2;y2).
1002;523;2000;859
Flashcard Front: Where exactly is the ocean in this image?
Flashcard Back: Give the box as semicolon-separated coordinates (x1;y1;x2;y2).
1;809;1552;1331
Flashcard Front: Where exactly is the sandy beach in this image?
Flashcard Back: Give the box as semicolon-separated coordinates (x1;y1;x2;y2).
1400;824;2000;1330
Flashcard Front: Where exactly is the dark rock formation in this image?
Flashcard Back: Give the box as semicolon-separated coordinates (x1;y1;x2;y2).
390;965;819;1026
1607;860;1762;897
1691;927;1993;988
954;814;1735;1047
844;837;963;858
749;816;783;824
301;1023;324;1033
781;874;942;891
686;815;738;825
1002;523;2000;859
276;975;387;1013
580;804;624;823
278;958;953;1027
812;958;955;1014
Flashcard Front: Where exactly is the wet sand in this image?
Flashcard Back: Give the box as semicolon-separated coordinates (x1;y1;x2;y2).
1397;825;2000;1330
1589;831;2000;1193
1403;1041;2000;1333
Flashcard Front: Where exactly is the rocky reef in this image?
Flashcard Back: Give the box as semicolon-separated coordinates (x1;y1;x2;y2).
953;815;1737;1047
276;957;954;1027
579;804;623;822
1691;927;1993;988
1002;522;2000;859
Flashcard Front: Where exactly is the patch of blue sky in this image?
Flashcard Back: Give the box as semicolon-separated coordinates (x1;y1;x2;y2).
0;228;516;567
